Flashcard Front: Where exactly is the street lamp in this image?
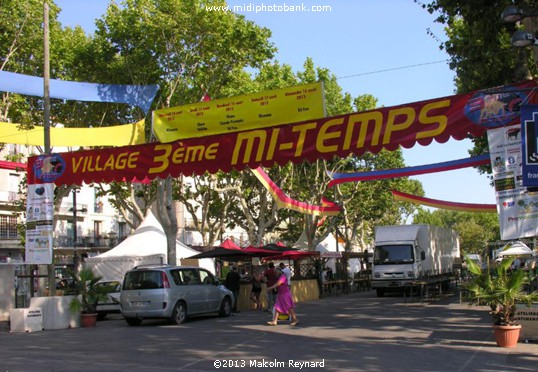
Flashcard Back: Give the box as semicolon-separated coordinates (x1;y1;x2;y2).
501;6;538;48
511;30;538;47
69;189;87;274
501;6;538;23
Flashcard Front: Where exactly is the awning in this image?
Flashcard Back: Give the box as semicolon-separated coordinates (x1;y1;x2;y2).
189;247;254;259
263;251;320;262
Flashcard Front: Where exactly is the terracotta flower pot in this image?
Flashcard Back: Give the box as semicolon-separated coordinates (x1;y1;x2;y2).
493;324;521;348
80;313;98;328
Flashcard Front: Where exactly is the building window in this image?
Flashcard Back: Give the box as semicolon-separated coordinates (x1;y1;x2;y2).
119;222;126;240
94;189;103;213
94;220;102;246
0;215;18;239
8;173;20;202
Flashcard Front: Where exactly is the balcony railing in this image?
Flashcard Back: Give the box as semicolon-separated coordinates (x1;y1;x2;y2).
58;203;89;215
55;235;113;248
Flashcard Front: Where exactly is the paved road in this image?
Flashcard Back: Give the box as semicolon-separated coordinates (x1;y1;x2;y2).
1;291;537;372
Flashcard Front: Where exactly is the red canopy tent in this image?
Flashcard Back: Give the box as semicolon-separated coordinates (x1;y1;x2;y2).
220;238;241;250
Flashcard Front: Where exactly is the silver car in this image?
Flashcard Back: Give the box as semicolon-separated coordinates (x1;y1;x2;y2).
120;265;233;326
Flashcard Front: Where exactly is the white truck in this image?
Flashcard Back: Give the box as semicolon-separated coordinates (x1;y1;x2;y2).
372;224;460;297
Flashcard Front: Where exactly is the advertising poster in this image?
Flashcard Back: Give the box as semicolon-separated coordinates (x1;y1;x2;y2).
488;124;538;240
25;183;54;264
521;105;538;186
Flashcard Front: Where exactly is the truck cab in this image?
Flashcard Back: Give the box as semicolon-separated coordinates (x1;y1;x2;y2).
372;239;425;296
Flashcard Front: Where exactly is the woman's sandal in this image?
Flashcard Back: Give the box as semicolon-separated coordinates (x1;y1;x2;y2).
266;321;277;326
290;321;300;326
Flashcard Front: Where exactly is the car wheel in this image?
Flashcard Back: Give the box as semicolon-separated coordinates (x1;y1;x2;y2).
219;296;232;317
125;317;142;326
97;313;107;321
172;301;187;325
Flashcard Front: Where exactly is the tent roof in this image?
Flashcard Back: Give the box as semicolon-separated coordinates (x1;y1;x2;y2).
190;246;299;260
497;241;536;257
262;250;319;262
86;210;200;260
220;238;241;250
292;231;309;250
189;247;255;259
315;234;344;253
261;243;297;252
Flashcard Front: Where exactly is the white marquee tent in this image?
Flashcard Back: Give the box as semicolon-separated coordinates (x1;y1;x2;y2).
495;241;537;258
84;211;215;280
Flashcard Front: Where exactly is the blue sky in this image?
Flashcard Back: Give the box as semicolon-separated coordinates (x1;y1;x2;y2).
55;0;496;206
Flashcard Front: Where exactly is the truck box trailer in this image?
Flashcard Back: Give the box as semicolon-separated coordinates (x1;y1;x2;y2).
372;225;460;297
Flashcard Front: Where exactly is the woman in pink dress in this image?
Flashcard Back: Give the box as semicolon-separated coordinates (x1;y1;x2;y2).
266;268;299;326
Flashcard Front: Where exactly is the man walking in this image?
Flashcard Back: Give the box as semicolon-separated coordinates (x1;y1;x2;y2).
225;265;241;313
263;263;278;312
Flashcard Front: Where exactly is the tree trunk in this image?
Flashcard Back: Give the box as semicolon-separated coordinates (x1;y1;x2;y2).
155;177;178;265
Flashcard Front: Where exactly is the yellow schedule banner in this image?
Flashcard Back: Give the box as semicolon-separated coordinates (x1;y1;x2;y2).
152;82;325;142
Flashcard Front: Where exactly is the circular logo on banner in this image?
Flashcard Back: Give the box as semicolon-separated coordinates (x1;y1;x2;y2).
33;154;65;182
464;87;525;128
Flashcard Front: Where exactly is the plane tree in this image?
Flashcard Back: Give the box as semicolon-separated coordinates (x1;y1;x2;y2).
419;0;535;177
221;58;422;249
78;0;275;261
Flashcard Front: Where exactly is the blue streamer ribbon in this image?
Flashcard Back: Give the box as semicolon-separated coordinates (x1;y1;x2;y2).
0;71;158;113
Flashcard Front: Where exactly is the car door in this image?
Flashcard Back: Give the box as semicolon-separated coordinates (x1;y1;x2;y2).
177;268;205;314
198;269;221;312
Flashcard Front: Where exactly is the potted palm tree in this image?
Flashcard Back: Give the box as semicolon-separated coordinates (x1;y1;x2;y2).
464;256;538;347
67;268;111;327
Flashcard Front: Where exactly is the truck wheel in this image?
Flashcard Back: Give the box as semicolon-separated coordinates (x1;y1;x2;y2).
376;289;385;297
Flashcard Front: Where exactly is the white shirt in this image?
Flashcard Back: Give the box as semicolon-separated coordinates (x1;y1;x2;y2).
281;267;291;286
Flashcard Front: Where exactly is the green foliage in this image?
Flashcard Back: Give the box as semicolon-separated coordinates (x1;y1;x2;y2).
0;0;456;252
89;0;275;109
465;256;538;325
419;0;536;177
67;268;110;314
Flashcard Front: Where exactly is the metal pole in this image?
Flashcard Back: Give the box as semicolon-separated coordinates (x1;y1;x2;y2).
43;2;56;296
72;190;79;275
43;3;51;152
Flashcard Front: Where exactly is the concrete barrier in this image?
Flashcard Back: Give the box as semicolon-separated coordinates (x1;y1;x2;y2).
10;307;43;332
29;296;79;330
0;265;15;321
516;304;538;341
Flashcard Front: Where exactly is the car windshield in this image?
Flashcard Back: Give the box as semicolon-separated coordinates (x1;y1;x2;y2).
374;244;415;265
